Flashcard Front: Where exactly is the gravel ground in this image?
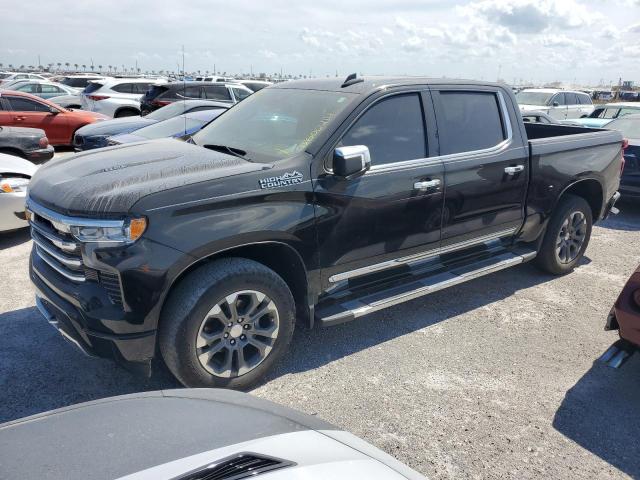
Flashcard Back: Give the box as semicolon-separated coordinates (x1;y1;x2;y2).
1;195;639;479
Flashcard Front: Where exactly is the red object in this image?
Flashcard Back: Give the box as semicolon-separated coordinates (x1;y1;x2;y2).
622;139;629;150
612;264;640;347
38;136;49;148
0;90;108;145
152;99;170;107
87;95;109;101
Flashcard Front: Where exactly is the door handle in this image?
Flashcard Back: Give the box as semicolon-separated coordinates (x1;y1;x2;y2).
414;179;441;191
504;165;524;175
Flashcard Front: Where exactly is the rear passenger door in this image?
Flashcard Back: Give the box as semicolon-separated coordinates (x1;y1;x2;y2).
431;87;528;246
548;92;568;119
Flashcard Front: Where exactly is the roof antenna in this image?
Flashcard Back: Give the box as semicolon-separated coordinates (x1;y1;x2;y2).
341;72;364;88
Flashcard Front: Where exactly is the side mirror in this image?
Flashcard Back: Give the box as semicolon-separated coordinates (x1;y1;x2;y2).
333;145;371;178
48;106;59;115
552;102;559;107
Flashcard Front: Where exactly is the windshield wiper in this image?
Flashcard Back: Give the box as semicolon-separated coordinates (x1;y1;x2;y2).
203;144;251;161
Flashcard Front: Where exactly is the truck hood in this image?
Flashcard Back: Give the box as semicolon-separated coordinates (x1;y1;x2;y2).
27;138;268;216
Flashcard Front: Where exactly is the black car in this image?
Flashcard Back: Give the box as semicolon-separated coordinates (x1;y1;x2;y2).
140;81;251;115
605;114;640;199
27;76;623;390
0;126;53;162
73;100;230;151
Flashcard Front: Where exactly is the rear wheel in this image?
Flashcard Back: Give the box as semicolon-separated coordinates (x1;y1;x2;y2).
535;194;592;275
159;258;296;389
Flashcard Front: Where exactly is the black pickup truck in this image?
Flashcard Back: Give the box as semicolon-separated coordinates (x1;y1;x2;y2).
26;76;624;389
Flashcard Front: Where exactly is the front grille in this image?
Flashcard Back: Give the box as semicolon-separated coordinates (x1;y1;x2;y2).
30;212;85;283
174;453;294;480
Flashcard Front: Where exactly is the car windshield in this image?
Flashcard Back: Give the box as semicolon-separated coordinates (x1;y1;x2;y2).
192;88;356;161
516;91;554;106
134;115;207;139
606;116;640;139
146;101;191;121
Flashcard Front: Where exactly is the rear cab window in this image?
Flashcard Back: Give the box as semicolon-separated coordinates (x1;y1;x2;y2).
433;90;507;155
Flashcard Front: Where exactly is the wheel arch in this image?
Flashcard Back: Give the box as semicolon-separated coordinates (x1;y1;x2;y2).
557;178;604;220
160;241;312;331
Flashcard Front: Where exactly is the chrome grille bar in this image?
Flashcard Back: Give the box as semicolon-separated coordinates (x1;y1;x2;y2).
30;220;78;253
35;246;86;282
31;230;83;268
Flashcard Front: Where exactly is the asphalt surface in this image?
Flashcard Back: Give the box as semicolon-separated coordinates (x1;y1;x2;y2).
1;182;639;479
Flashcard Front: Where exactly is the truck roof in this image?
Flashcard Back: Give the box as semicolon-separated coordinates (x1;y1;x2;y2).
271;76;506;94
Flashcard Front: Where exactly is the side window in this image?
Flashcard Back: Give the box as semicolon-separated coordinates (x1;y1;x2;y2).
602;108;618;119
204;85;232;100
565;93;578;105
111;83;133;93
435;91;506;155
339;93;426;166
232;87;251;101
41;84;64;94
578;94;592;105
590;108;604;118
16;83;39;94
6;96;50;112
177;86;203;98
133;83;152;94
552;93;566;106
617;108;639;118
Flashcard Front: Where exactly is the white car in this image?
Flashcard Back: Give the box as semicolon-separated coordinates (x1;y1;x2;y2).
516;88;594;120
54;74;108;92
0;72;47;86
0;153;38;232
0;389;426;480
80;78;163;117
4;79;78;100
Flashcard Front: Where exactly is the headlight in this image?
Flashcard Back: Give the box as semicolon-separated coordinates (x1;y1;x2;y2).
0;177;29;194
70;217;147;244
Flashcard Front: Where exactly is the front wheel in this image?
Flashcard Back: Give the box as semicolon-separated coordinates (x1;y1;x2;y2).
159;258;295;389
535;194;593;275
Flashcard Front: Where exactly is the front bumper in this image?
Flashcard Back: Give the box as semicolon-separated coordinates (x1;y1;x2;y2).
0;192;28;232
25;146;55;162
31;254;157;372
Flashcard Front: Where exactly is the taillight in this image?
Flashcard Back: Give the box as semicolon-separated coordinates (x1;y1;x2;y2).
151;99;170;107
38;136;49;148
87;95;109;101
621;139;627;175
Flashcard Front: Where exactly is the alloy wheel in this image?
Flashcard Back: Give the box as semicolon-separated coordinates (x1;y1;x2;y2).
555;211;587;264
196;290;280;378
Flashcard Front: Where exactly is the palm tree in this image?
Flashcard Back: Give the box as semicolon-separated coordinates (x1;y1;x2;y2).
0;63;3;69
108;65;112;73
82;64;86;71
8;64;13;70
57;62;61;71
19;64;25;71
74;63;79;71
64;62;70;71
98;64;102;73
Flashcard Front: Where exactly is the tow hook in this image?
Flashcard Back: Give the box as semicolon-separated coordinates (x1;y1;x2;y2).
598;339;635;368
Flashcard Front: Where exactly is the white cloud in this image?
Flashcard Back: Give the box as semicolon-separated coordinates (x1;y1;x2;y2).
540;34;591;49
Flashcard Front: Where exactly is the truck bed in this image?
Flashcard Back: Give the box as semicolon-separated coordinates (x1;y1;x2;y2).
525;122;623;156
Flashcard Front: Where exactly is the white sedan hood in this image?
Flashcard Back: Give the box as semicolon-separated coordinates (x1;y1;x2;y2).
0;152;38;176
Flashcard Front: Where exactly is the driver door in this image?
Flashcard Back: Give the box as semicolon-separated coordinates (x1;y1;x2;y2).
4;95;68;144
548;92;568;119
313;89;445;290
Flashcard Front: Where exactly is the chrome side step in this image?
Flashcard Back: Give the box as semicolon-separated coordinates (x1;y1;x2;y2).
317;249;536;326
598;340;635;368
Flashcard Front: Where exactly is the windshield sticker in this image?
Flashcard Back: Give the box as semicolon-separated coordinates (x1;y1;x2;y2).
259;171;304;189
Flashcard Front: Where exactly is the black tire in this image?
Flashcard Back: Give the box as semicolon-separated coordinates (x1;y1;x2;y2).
535;194;592;275
114;108;139;118
159;258;296;389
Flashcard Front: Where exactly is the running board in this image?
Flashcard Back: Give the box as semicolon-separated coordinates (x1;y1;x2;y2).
598;340;635;368
317;249;536;326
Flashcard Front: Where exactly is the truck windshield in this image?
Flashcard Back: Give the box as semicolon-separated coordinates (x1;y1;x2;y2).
191;88;357;161
516;91;554;106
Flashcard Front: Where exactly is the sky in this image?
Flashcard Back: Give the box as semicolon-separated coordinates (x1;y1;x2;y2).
1;0;639;86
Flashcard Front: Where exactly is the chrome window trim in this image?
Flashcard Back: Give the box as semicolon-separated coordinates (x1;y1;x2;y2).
349;89;515;175
328;227;517;283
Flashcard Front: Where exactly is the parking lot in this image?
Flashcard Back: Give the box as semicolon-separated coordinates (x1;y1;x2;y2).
1;194;638;479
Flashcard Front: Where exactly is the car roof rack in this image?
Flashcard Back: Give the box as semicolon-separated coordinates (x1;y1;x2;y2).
341;73;364;88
